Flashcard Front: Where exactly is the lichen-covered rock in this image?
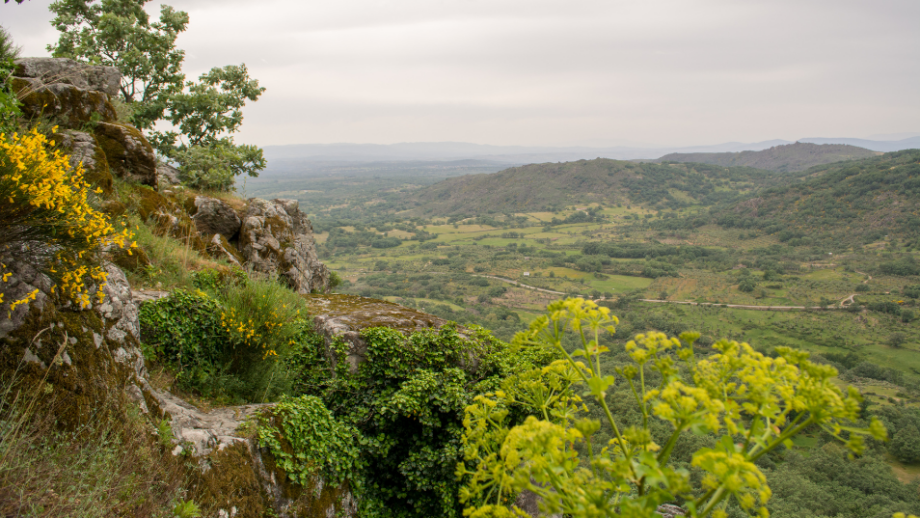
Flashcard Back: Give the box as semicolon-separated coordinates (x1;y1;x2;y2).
14;57;120;97
52;129;114;195
154;389;358;518
209;233;245;267
304;293;450;374
0;251;53;340
157;162;181;186
94;122;157;187
191;196;242;239
239;198;330;294
12;76;118;128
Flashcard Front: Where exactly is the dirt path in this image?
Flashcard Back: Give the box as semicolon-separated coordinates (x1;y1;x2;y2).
338;268;853;312
472;275;572;297
854;270;873;284
637;299;845;311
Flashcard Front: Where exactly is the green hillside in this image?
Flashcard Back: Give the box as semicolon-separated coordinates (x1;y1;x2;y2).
713;149;920;248
406;158;785;215
658;142;879;172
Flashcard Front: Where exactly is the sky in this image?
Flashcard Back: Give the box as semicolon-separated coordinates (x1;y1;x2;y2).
2;0;919;148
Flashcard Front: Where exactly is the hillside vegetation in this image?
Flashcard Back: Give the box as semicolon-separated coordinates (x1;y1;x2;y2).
406;158;786;215
712;149;920;248
658;142;879;172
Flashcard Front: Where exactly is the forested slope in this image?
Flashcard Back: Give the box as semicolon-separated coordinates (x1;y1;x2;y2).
658;142;878;172
713;149;920;247
407;158;784;215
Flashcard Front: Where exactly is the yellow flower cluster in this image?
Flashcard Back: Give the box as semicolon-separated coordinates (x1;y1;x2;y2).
0;129;135;313
220;307;282;359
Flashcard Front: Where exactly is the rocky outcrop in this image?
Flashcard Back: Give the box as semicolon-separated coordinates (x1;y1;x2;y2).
304;294;450;374
11;58;119;128
155;388;357;518
11;58;158;189
239;198;330;294
191;196;242;240
0;251;54;340
209;234;245;268
94;121;158;187
14;57;121;97
52;129;114;195
157;162;181;186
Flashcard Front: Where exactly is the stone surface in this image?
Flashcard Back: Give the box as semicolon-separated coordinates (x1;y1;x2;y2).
53;130;114;195
239;198;330;294
304;293;450;374
12;77;118;128
94;122;158;187
208;234;245;268
191;196;242;239
157;162;181;186
0;251;53;340
14;57;121;97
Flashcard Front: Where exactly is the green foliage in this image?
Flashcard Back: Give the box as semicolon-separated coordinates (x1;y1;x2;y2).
889;424;920;464
259;395;362;487
738;277;757;292
0;28;21;133
171;140;266;191
150;63;265;151
715;151;920;247
458;298;886;518
48;0;189;130
172;499;202;518
272;320;558;518
139;272;311;402
49;0;266;189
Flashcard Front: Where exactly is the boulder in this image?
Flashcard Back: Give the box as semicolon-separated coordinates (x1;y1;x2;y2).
157;162;181;186
239;198;330;294
191;196;242;240
208;234;245;268
303;293;450;374
52;129;114;195
153;389;358;518
94;122;158;187
14;57;121;97
0;251;54;340
12;77;118;128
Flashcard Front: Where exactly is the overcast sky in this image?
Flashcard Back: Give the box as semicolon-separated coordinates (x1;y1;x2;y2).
3;0;919;147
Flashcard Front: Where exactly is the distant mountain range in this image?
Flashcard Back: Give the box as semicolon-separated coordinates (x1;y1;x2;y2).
261;136;920;165
652;142;879;172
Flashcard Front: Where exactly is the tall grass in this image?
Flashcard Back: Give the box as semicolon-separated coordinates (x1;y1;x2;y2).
0;362;187;517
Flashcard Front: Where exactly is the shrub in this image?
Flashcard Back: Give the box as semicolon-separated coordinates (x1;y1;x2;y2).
0;129;134;312
890;425;920;464
139;274;309;402
172;140;265;191
459;298;886;518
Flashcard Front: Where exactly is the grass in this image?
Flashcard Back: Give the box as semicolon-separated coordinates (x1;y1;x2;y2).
0;373;187;517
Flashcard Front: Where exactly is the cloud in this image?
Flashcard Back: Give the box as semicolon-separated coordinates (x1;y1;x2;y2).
3;0;919;146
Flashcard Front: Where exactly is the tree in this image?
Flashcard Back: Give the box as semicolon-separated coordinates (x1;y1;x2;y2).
48;0;267;190
48;0;189;130
148;63;265;154
887;332;908;349
890;424;920;464
459;298;886;518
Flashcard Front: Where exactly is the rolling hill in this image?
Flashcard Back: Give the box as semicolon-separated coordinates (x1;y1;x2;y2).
712;149;920;247
656;142;878;172
405;158;787;216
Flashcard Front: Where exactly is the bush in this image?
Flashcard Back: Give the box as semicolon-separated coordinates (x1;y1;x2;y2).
139;274;310;402
172;140;265;191
738;277;757;292
0;129;134;311
459;299;886;518
890;425;920;463
371;236;402;249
